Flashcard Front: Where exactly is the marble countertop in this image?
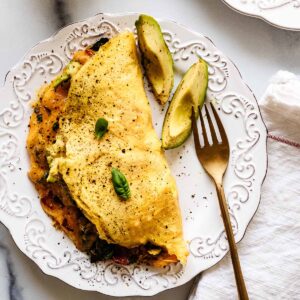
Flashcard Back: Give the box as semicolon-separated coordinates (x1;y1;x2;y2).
0;0;300;299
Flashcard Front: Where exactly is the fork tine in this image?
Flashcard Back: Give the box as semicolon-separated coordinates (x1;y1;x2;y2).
210;103;229;144
204;104;219;144
191;109;202;151
198;106;208;146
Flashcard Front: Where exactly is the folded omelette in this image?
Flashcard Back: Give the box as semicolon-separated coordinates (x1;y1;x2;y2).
27;32;188;266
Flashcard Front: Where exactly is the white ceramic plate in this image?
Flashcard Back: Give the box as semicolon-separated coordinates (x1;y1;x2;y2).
0;13;267;296
222;0;300;30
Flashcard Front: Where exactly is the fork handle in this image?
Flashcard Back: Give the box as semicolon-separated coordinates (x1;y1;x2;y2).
216;183;249;300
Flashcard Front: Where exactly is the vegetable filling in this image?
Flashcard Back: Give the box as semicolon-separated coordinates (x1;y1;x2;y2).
26;39;177;266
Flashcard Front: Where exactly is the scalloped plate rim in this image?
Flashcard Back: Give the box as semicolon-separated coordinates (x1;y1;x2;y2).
0;12;268;297
221;0;300;31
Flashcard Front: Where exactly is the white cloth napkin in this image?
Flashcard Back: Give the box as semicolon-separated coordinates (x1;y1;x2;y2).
188;71;300;300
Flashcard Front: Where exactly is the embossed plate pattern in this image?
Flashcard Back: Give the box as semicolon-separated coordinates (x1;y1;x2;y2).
222;0;300;30
0;13;267;296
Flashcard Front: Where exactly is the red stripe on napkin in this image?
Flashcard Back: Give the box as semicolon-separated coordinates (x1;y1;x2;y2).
268;134;300;148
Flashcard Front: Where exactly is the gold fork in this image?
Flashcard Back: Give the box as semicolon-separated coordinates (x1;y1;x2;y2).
191;103;249;300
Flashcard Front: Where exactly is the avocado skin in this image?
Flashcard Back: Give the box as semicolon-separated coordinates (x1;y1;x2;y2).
162;129;192;150
135;15;174;105
162;59;209;150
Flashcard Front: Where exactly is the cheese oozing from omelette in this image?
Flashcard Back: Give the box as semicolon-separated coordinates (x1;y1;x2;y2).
48;32;188;263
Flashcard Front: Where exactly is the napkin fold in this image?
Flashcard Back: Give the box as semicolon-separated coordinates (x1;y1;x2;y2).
189;71;300;300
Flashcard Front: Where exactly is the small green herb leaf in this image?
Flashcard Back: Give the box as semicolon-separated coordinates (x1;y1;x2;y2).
90;239;115;263
95;118;108;139
91;37;109;51
111;168;131;200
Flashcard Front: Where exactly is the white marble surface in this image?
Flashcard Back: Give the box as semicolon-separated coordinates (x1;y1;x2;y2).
0;0;300;299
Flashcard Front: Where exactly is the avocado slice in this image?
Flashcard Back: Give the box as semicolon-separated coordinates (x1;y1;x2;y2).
162;58;208;149
135;14;174;105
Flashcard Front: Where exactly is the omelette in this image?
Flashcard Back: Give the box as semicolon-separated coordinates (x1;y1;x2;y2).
27;32;188;266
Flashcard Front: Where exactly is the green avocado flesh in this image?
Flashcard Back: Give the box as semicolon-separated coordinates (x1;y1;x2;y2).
135;14;174;105
162;58;209;149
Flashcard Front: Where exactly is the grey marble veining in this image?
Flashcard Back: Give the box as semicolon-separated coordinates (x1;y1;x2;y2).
0;0;300;299
0;225;23;300
54;0;71;27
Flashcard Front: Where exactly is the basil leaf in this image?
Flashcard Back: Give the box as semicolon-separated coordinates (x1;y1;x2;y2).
103;249;114;260
90;239;115;263
111;168;131;200
91;37;109;51
95;118;108;139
